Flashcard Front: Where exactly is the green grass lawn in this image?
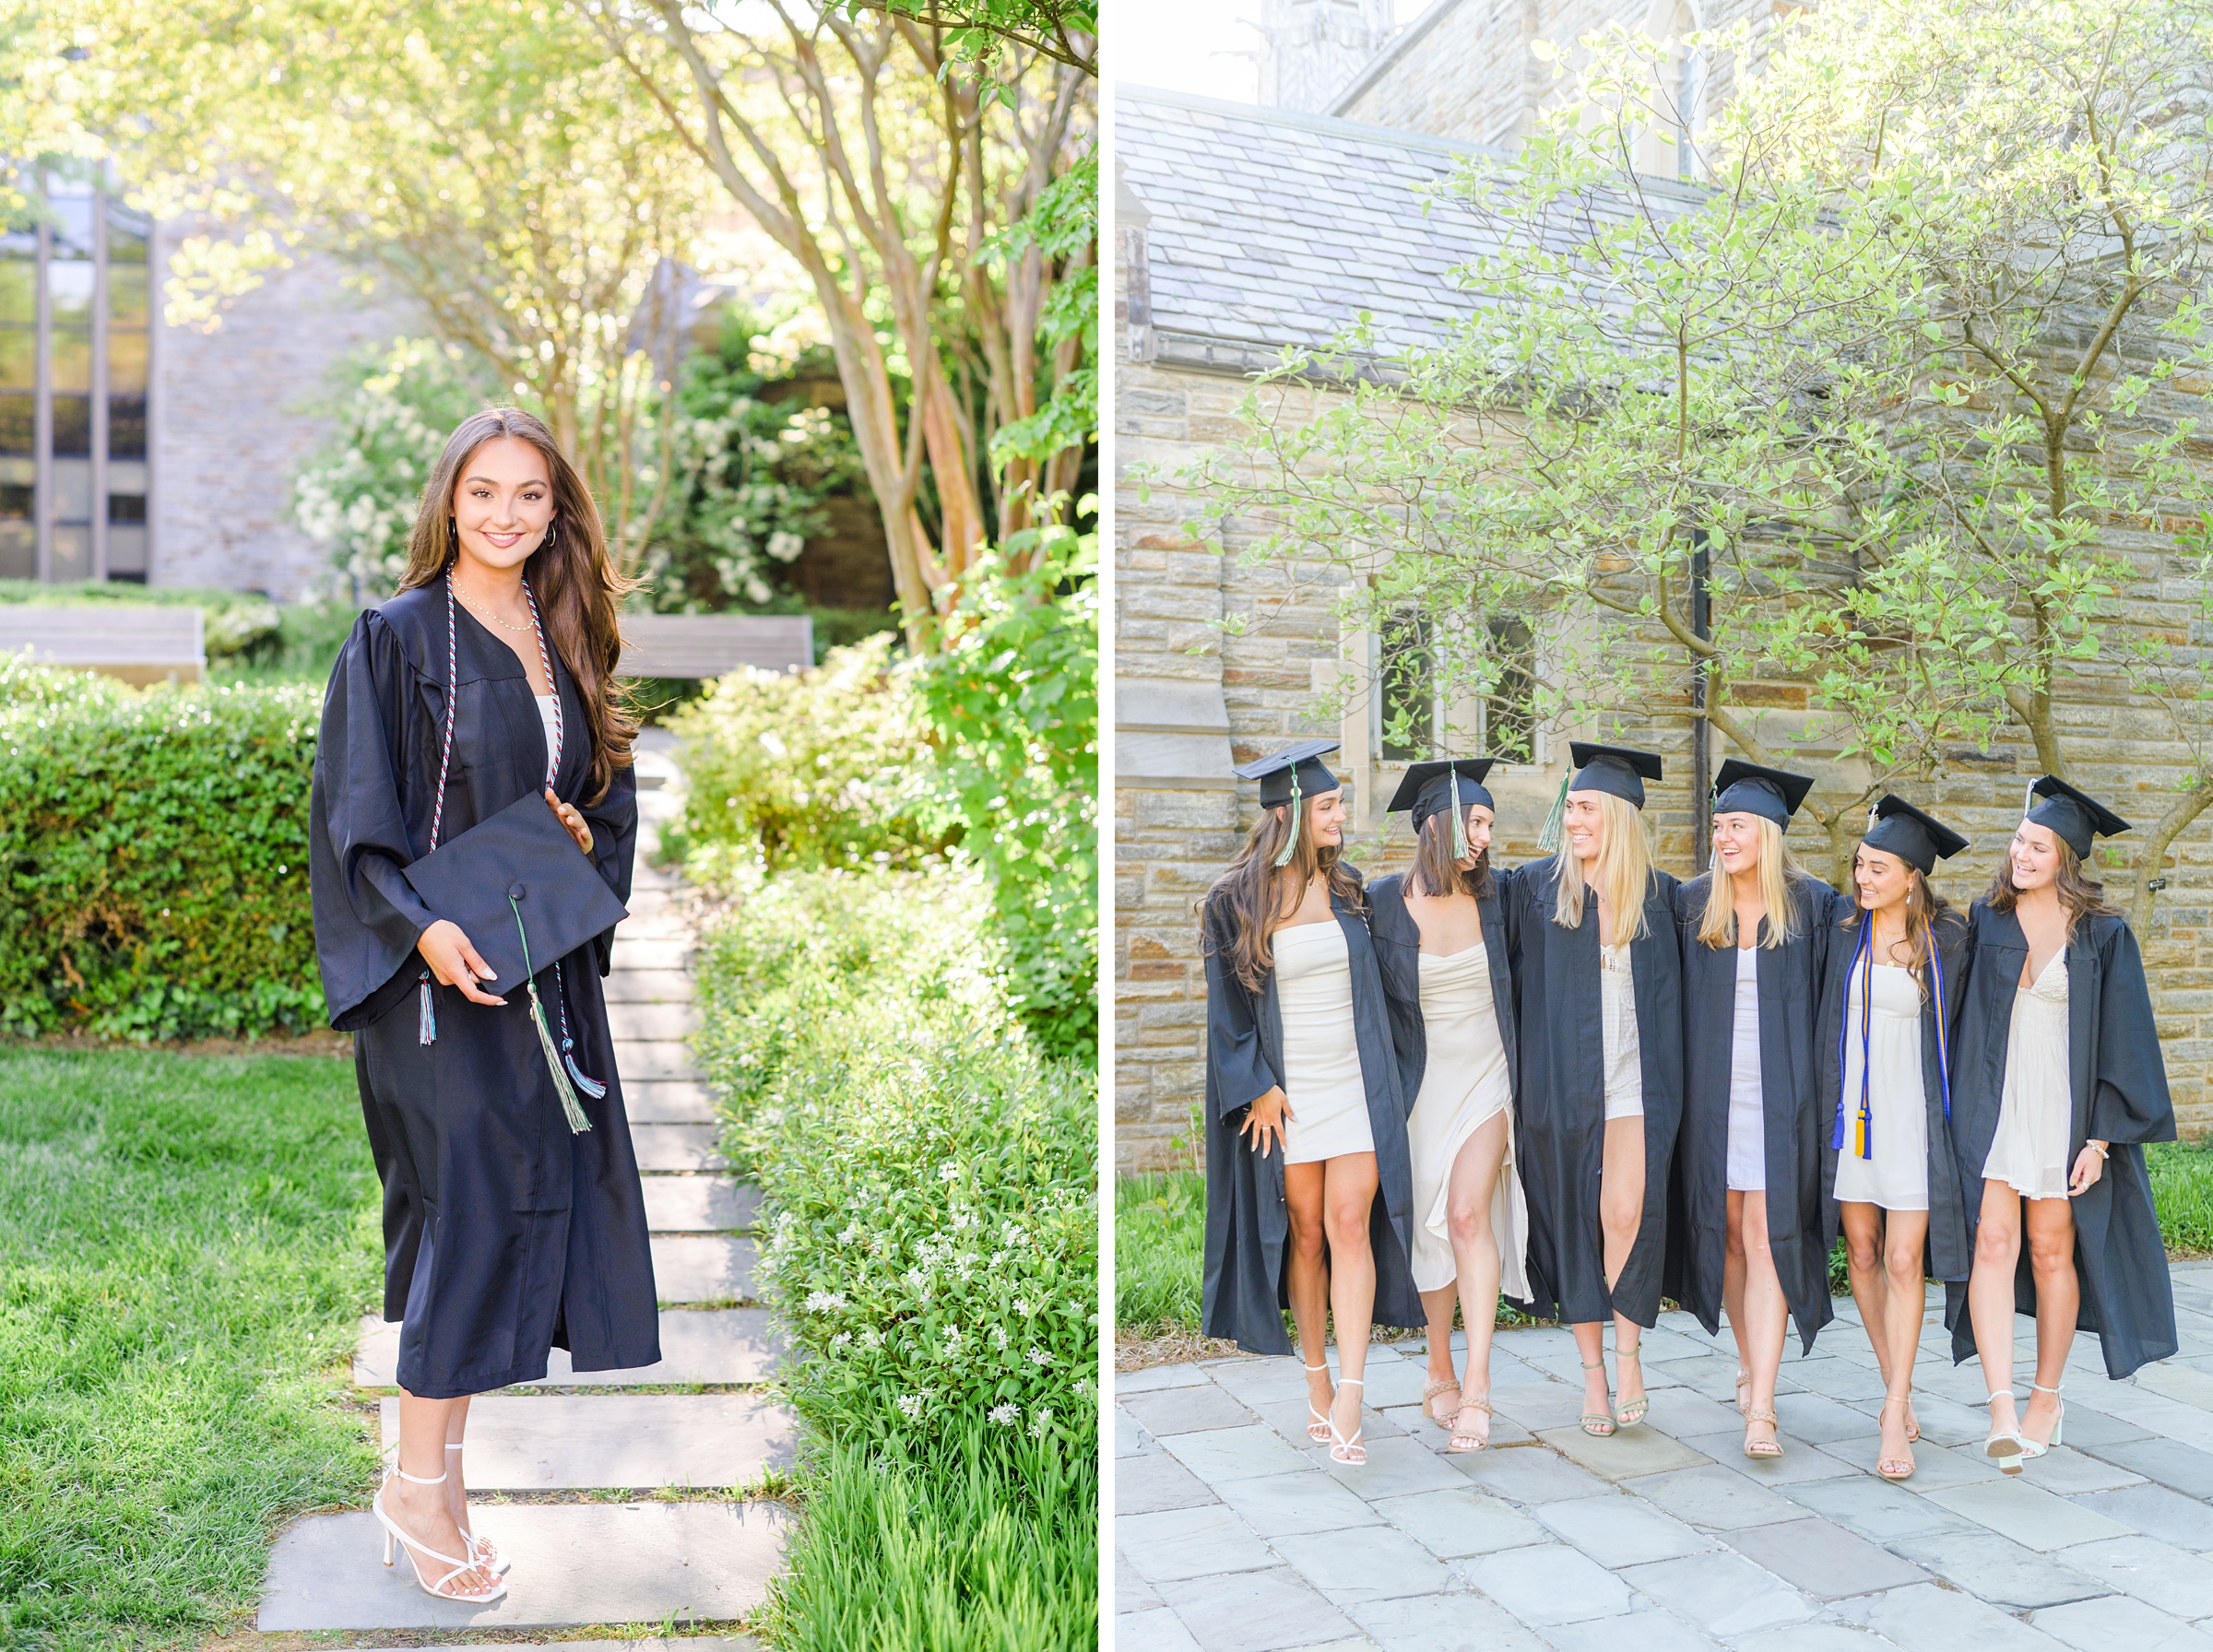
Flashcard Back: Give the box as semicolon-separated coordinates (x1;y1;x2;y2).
1119;1142;2213;1340
0;1046;381;1649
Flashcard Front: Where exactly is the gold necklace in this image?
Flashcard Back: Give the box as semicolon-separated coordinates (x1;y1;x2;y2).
456;582;531;639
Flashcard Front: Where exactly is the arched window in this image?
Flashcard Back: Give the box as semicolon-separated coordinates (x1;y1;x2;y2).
1638;0;1703;182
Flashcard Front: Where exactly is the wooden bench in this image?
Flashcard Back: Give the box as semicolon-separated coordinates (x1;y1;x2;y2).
618;614;814;678
0;605;206;685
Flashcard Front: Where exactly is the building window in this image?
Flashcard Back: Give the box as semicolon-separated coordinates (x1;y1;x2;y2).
0;159;154;584
1374;608;1542;765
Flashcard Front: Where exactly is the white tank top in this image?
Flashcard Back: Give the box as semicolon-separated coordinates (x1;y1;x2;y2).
535;693;561;785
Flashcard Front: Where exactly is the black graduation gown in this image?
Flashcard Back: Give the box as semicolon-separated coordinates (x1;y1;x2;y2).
1200;872;1423;1355
1940;903;2178;1378
308;584;661;1398
1668;875;1844;1353
1500;859;1685;1328
1814;907;1975;1283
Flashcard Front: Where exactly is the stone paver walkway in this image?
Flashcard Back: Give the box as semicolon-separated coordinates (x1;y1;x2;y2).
260;730;787;1638
1117;1262;2213;1652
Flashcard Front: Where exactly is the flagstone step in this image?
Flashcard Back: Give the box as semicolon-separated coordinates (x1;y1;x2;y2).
602;969;695;1004
257;1502;788;1630
643;1175;757;1233
378;1394;796;1489
633;1124;728;1171
615;1039;701;1080
623;1080;718;1123
355;1307;779;1387
610;939;692;972
608;1000;702;1041
654;1234;758;1305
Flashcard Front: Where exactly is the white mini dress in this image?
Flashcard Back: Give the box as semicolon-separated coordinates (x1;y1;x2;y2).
1405;940;1531;1299
1832;959;1930;1210
1982;950;2072;1200
1599;942;1643;1120
1725;945;1766;1192
1274;921;1374;1164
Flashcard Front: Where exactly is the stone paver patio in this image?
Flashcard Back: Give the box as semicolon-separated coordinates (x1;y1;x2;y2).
1117;1262;2213;1652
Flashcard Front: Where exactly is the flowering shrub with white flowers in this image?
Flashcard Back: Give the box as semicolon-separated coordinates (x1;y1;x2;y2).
691;864;1097;1455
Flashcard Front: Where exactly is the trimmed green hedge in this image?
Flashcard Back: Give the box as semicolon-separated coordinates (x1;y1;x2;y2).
0;656;322;1040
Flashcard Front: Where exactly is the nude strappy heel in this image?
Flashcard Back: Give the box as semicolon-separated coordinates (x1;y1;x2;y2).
1734;1365;1750;1414
1303;1363;1334;1444
1579;1359;1615;1436
1422;1375;1460;1430
2019;1382;2064;1457
1742;1405;1783;1458
1612;1339;1648;1428
1328;1377;1367;1465
1876;1396;1915;1481
445;1442;509;1575
1446;1394;1492;1454
373;1465;506;1603
1984;1389;2025;1474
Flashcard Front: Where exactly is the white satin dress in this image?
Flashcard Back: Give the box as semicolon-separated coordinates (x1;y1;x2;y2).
1599;942;1644;1120
1725;945;1766;1192
1982;949;2072;1200
1832;959;1929;1210
1405;940;1531;1299
1275;921;1375;1164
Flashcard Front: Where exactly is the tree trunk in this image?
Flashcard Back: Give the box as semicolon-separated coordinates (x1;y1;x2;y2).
2127;775;2213;933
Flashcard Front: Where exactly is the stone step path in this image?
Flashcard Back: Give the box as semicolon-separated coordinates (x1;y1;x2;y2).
1118;1262;2213;1652
262;730;790;1635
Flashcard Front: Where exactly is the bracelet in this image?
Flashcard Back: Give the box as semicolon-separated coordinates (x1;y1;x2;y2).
2089;1141;2110;1160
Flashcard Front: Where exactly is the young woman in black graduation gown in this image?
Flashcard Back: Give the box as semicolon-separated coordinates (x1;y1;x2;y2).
1369;761;1531;1453
1671;761;1845;1460
309;409;658;1600
1947;777;2177;1473
1200;741;1420;1466
1815;796;1973;1482
1501;743;1684;1437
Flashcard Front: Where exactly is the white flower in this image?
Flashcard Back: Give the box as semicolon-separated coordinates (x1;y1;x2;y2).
905;1268;929;1293
1013;1297;1034;1316
991;1326;1009;1349
859;1328;883;1350
1026;1347;1053;1367
938;1162;961;1183
1030;1406;1053;1439
837;1223;863;1245
803;1290;847;1314
950;1210;974;1231
1072;1375;1095;1401
943;1324;964;1350
831;1331;853;1348
988;1402;1020;1426
896;1394;924;1420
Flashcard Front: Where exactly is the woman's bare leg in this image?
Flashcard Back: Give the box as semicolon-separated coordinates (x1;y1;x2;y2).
1321;1152;1381;1447
1877;1209;1929;1469
390;1390;497;1590
1969;1178;2024;1439
2021;1196;2078;1446
1284;1162;1334;1429
1445;1111;1510;1444
1840;1201;1891;1379
1730;1190;1787;1449
1600;1115;1647;1414
1419;1282;1460;1424
444;1396;473;1535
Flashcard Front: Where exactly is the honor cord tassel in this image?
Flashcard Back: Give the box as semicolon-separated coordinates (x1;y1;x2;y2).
419;974;435;1044
552;959;609;1100
418;578;462;1045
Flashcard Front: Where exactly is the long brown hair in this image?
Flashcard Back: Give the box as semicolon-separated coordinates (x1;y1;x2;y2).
1200;796;1366;993
1985;832;2120;940
1409;807;1495;900
398;407;638;804
1840;853;1956;999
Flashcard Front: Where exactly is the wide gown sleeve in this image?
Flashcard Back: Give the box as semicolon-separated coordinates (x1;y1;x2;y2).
308;611;442;1031
1202;897;1278;1119
2089;919;2177;1147
580;759;639;975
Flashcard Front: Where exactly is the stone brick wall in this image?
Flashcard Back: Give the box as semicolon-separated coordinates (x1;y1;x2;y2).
154;244;408;599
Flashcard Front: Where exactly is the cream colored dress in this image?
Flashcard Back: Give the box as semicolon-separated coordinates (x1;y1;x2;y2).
1833;960;1930;1210
1274;921;1374;1164
1982;949;2072;1200
1600;942;1644;1120
1405;940;1531;1299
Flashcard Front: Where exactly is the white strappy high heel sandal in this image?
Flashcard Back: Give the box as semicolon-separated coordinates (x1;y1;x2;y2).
373;1465;507;1603
2019;1382;2064;1458
446;1441;510;1575
1303;1362;1334;1444
1984;1389;2025;1475
1328;1376;1367;1466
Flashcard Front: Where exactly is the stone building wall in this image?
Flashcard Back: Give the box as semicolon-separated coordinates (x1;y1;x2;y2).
153;247;408;599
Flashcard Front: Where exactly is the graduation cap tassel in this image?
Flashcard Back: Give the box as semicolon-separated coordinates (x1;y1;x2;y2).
1537;769;1571;854
511;894;593;1136
552;960;609;1101
1271;775;1303;869
418;973;436;1045
1449;767;1468;861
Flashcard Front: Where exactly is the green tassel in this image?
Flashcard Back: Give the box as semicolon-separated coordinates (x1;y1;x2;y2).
511;893;592;1136
1537;769;1571;854
1449;766;1468;861
1272;776;1303;868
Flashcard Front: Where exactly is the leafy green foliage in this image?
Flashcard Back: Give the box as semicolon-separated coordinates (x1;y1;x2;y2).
0;659;322;1040
987;153;1097;470
665;635;952;878
2149;1139;2213;1257
692;865;1095;1456
1115;1171;1207;1336
910;523;1098;1061
0;1048;379;1646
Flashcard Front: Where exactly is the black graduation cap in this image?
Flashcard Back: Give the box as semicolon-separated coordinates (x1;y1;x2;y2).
1861;794;1969;877
1711;758;1816;832
1567;741;1663;809
1233;738;1342;808
402;790;631;994
1387;758;1497;832
2023;774;2130;861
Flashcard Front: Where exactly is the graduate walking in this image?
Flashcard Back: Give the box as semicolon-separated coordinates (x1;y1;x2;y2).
1501;744;1684;1437
1817;796;1974;1481
1947;778;2179;1473
1369;760;1531;1454
1671;761;1845;1460
309;408;659;1601
1199;742;1420;1467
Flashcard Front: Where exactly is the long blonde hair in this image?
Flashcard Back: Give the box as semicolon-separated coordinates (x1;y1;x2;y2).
1696;817;1806;949
1552;792;1654;943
